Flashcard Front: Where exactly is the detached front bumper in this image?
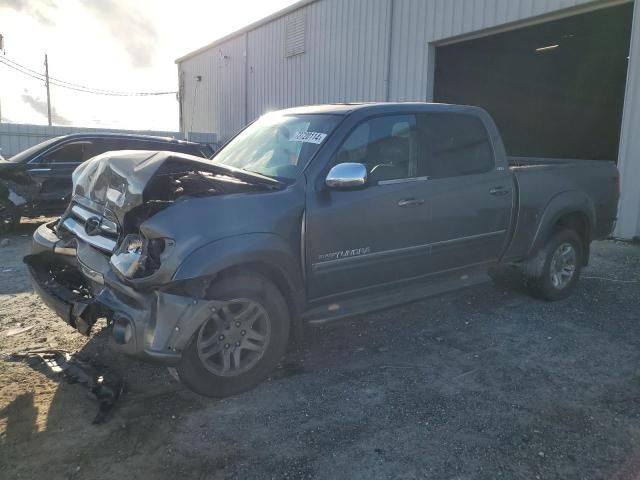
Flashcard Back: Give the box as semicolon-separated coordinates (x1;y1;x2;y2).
26;222;213;366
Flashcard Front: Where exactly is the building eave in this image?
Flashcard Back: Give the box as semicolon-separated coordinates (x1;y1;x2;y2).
175;0;318;64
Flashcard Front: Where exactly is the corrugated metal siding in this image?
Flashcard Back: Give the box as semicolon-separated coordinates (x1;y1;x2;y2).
246;0;390;122
425;0;595;39
0;123;190;158
179;0;608;138
179;34;246;141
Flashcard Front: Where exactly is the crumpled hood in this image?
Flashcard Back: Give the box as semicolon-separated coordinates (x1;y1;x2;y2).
72;150;280;225
73;150;165;214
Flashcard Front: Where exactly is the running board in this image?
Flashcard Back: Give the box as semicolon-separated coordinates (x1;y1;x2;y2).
304;266;491;325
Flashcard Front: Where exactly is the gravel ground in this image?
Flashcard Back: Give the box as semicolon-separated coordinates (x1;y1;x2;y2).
1;220;640;480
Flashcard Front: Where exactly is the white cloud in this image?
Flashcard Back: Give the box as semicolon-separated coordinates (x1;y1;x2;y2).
78;0;159;68
0;0;298;130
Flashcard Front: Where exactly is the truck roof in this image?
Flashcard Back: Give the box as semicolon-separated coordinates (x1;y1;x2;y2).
276;102;483;116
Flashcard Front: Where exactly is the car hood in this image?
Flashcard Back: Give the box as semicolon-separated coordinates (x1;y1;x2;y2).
72;150;281;225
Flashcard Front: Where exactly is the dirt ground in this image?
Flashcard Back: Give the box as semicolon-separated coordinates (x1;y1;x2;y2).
1;219;640;480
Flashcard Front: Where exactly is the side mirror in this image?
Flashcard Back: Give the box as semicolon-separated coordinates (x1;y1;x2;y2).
325;163;368;189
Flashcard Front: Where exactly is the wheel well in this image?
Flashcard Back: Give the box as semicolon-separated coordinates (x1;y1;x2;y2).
215;262;305;341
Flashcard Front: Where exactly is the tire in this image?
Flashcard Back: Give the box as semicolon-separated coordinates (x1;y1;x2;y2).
523;228;584;301
0;199;20;235
177;272;290;397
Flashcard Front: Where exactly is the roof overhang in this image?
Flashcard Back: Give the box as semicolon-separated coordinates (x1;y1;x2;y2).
175;0;317;64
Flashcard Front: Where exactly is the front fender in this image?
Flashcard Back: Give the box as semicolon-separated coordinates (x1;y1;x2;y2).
172;232;303;291
528;190;595;257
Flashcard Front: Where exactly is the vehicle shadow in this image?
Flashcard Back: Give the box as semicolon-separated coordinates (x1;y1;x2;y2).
0;218;53;295
487;264;530;296
0;392;38;444
13;217;54;236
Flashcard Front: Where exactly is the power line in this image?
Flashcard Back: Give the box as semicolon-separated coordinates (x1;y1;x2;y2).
0;55;177;96
0;57;176;96
1;55;176;95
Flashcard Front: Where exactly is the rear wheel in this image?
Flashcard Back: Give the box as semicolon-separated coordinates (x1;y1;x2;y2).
523;228;583;301
0;199;20;234
178;272;290;397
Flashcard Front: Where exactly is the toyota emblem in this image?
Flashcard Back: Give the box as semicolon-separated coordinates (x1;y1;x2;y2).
84;217;102;236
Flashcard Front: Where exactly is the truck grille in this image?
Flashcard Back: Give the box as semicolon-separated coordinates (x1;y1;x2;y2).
60;203;120;253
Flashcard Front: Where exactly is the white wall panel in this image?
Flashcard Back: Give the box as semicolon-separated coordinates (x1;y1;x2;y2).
246;0;390;121
615;0;640;239
179;34;246;141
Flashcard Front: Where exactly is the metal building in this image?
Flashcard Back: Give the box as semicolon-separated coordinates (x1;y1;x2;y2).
176;0;640;240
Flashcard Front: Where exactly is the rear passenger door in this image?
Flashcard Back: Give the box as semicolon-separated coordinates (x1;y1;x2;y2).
418;112;513;272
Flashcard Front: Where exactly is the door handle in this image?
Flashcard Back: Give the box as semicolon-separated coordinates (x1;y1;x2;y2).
489;186;510;196
397;198;425;207
27;168;52;173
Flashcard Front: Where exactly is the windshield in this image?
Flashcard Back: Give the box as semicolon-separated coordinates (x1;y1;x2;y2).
212;113;341;180
3;136;64;163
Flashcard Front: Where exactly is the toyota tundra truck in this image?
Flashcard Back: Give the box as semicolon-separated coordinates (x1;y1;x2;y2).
24;103;619;397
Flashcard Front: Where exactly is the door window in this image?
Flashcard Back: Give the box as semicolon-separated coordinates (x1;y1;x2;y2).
336;115;418;183
85;139;123;159
417;113;494;178
40;141;92;164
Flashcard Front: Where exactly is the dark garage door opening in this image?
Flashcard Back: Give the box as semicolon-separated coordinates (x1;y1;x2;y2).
434;3;633;161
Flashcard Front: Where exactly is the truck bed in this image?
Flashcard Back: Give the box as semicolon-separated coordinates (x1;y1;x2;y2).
504;156;619;261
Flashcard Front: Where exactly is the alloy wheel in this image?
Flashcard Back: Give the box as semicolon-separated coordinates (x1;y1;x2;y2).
549;242;577;290
196;298;271;377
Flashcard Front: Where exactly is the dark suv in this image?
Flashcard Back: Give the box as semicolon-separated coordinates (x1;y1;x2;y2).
0;133;214;233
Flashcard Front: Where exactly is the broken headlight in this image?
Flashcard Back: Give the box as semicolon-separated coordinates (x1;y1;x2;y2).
110;234;173;279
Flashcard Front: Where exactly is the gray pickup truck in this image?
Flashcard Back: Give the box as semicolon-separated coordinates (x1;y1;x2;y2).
25;103;619;397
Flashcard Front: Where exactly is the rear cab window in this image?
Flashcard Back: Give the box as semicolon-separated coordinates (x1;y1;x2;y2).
417;113;495;179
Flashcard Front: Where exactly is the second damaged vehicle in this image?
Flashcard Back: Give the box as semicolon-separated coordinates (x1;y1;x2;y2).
26;103;619;397
0;133;214;233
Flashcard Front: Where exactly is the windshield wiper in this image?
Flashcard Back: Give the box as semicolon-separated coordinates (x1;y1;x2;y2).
212;162;284;188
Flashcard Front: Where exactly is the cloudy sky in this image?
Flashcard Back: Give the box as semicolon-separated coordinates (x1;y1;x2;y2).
0;0;297;130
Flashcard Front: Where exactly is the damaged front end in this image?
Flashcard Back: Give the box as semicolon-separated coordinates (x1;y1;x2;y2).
26;150;282;364
25;249;101;335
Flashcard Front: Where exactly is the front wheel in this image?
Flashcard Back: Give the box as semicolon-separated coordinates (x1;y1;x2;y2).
523;228;584;301
177;272;290;397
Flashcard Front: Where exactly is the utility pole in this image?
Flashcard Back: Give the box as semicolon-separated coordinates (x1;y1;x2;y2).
44;53;52;126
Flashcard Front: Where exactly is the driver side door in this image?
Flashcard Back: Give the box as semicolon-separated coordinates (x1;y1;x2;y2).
27;140;92;209
305;114;433;301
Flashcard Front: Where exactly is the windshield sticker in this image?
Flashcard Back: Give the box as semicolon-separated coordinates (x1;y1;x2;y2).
290;131;327;144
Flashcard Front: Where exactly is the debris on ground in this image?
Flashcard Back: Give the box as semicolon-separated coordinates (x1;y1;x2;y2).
5;325;35;337
7;349;123;424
